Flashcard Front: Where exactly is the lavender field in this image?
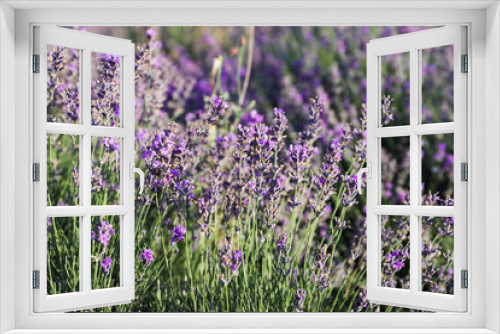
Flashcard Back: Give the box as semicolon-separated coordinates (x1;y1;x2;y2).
46;26;455;312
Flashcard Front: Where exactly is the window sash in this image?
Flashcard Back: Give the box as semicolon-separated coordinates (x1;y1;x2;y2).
33;25;136;313
366;25;468;312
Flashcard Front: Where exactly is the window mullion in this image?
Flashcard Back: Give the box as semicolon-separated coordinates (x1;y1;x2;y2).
82;47;92;294
409;47;420;295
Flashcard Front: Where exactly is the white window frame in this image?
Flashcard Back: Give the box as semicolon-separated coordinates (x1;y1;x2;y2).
366;26;467;312
1;1;499;333
33;25;136;312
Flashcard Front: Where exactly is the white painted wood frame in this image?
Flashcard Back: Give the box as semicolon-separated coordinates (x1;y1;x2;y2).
366;26;467;312
2;3;494;333
32;26;136;312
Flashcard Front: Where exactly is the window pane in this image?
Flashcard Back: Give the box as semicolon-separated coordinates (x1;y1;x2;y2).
380;52;410;127
421;216;454;295
47;45;80;124
421;134;454;206
381;215;410;290
381;136;410;205
47;216;80;295
47;134;80;206
91;215;121;290
421;45;454;124
91;52;121;127
91;137;121;205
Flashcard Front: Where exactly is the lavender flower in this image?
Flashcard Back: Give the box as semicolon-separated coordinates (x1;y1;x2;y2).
219;242;233;269
293;288;306;312
48;26;455;311
313;244;331;292
207;96;229;124
95;219;115;247
299;97;324;142
101;257;113;275
288;144;312;183
140;248;155;267
92;54;121;126
277;232;287;253
64;87;79;121
171;225;187;246
231;249;244;275
382;248;410;288
341;175;359;208
352;288;377;312
240;109;264;126
219;242;243;278
381;96;394;125
145;28;157;40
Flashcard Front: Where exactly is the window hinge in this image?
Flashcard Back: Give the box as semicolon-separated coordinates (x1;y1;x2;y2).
33;54;40;73
33;270;40;289
461;270;468;289
461;162;468;181
33;163;40;182
461;54;468;73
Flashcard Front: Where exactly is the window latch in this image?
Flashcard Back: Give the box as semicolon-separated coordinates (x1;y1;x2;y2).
129;162;145;194
356;162;371;195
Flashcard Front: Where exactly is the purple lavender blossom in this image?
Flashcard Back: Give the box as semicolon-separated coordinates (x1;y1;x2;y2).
101;257;113;275
341;175;359;208
381;96;394;125
231;250;243;276
207;96;229;124
219;242;233;269
171;225;187;246
54;26;454;311
240;109;264;126
95;219;115;247
277;233;287;253
353;287;377;312
145;28;157;40
219;242;243;278
293;288;306;312
313;244;331;292
140;248;155;267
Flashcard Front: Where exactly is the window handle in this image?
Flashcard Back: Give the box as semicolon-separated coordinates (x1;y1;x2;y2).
129;162;145;195
356;162;371;195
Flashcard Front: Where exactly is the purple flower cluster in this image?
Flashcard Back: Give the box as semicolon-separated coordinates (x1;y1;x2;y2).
382;248;410;288
293;288;306;312
219;241;244;285
101;257;113;275
59;26;456;311
47;46;80;123
352;287;378;312
240;109;264;126
140;248;155;267
421;217;454;294
171;225;187;246
91;218;116;276
381;216;410;289
313;244;331;292
92;54;121;126
93;218;115;247
207;96;230;124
